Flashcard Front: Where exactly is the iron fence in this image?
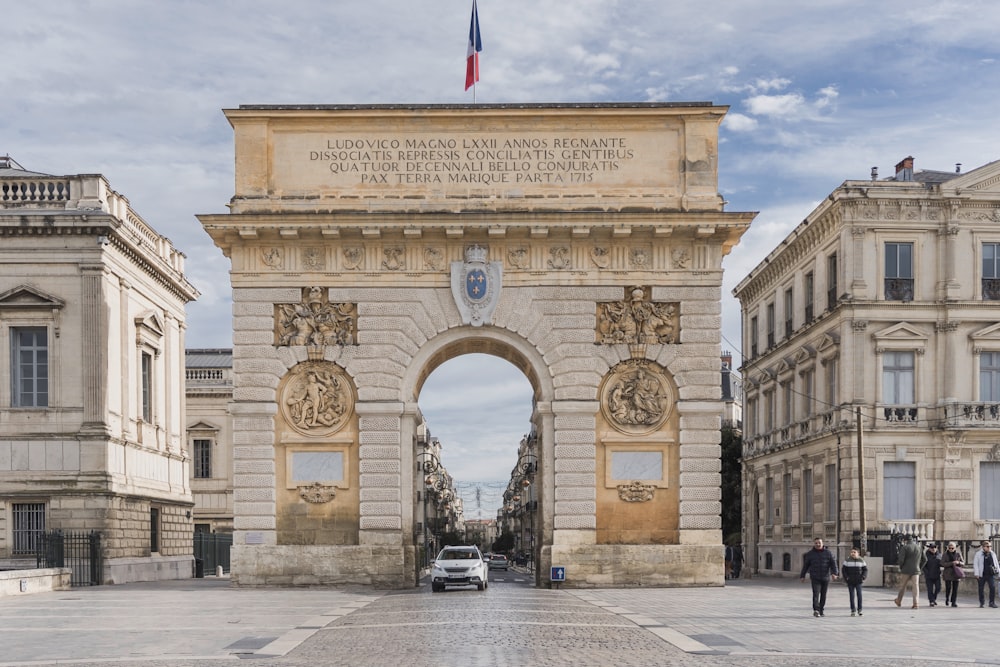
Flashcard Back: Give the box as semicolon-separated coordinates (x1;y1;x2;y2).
36;531;103;587
194;532;232;576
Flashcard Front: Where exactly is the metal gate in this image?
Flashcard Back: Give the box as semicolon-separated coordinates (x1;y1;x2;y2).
193;532;232;576
36;531;103;587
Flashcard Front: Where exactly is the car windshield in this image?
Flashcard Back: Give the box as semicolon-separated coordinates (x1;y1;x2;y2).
439;549;478;560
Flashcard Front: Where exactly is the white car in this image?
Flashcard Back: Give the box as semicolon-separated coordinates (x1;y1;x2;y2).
430;545;489;591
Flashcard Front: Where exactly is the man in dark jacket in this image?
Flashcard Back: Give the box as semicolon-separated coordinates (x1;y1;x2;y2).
800;537;839;617
923;543;942;606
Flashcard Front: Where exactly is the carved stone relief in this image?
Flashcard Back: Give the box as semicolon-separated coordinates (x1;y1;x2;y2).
343;246;365;270
382;247;405;271
548;246;571;269
507;247;530;270
617;481;656;502
275;287;357;347
600;360;674;435
279;361;354;437
596;286;679;345
298;482;337;504
423;247;444;271
262;247;283;270
302;247;325;271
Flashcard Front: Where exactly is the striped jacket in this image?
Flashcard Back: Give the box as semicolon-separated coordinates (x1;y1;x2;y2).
841;556;868;586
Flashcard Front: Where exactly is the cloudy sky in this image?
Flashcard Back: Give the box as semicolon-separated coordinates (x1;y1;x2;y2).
5;1;999;517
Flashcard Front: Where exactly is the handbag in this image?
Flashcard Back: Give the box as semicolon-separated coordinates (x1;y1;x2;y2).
954;563;966;579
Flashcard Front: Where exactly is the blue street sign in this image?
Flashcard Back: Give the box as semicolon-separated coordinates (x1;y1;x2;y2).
550;566;566;582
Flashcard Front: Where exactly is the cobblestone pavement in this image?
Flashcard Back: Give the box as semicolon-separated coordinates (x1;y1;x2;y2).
0;575;996;667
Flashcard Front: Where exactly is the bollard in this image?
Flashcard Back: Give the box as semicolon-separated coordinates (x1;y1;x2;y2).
216;565;223;577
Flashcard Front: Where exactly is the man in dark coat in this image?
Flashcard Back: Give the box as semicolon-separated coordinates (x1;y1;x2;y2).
799;537;839;617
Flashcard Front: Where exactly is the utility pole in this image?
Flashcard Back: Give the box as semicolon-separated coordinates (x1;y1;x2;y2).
857;407;867;555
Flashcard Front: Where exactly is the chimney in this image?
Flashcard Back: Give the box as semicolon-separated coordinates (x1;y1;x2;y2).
895;156;914;181
721;351;732;370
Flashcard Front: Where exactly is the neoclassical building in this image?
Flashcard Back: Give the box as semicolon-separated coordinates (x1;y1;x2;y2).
186;348;235;534
734;157;1000;576
0;157;199;583
199;103;753;588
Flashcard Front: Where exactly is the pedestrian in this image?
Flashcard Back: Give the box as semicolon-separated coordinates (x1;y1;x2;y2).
724;544;733;580
923;542;942;607
894;534;926;609
940;541;965;607
973;540;1000;608
841;547;868;616
799;537;839;617
731;542;744;579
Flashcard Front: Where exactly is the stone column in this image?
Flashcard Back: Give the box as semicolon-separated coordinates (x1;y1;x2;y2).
80;265;107;427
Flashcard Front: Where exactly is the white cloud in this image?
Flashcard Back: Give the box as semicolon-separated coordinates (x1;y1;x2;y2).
744;92;807;118
723;113;758;132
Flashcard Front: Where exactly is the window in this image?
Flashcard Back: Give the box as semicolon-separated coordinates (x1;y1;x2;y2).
750;316;759;358
150;507;160;553
882;351;915;404
826;253;838;310
193;439;212;478
781;381;793;425
883;461;916;520
12;503;45;555
981;353;1000;402
825;464;837;522
981;462;1000;520
801;368;814;417
804;272;814;322
783;287;794;338
783;472;793;525
766;303;775;348
885;242;914;301
764;390;775;432
141;351;153;422
983;243;1000;300
802;468;814;523
765;477;774;526
825;358;838;407
11;327;48;407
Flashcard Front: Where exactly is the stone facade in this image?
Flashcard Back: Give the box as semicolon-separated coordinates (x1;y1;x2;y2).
0;158;199;583
734;157;1000;576
186;349;235;533
199;103;753;588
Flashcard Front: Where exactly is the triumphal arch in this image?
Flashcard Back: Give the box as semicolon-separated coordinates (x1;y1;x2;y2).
199;103;753;588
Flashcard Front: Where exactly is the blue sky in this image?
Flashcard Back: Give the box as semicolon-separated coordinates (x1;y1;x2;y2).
4;0;999;516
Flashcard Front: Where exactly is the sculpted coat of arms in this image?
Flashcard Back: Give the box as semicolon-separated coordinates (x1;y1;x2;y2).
451;244;503;326
275;287;357;347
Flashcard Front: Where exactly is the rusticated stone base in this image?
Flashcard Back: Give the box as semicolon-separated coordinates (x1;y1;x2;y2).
543;544;724;588
231;544;417;588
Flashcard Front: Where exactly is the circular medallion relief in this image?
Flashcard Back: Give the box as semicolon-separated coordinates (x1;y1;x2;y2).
600;362;674;435
279;362;354;437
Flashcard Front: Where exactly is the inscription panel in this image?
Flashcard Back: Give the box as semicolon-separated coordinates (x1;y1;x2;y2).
271;130;678;195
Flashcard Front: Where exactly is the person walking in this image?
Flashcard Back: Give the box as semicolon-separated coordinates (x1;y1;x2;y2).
973;540;1000;608
940;541;965;607
731;542;744;579
842;547;868;616
894;534;926;609
923;542;942;607
800;537;839;617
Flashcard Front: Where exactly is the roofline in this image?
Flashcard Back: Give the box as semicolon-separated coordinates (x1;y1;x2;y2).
231;102;720;112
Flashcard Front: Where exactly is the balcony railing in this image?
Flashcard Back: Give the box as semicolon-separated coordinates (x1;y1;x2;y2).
882;405;918;425
1;178;71;204
983;279;1000;301
885;519;934;541
884;278;914;301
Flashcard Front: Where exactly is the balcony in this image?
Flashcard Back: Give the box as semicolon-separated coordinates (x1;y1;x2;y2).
884;278;914;302
942;402;1000;428
882;405;918;425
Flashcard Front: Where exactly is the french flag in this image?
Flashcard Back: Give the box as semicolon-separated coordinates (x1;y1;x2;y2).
465;0;482;91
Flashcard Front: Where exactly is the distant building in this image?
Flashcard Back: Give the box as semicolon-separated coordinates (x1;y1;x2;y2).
0;157;199;582
734;157;1000;576
721;351;742;435
185;349;234;534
